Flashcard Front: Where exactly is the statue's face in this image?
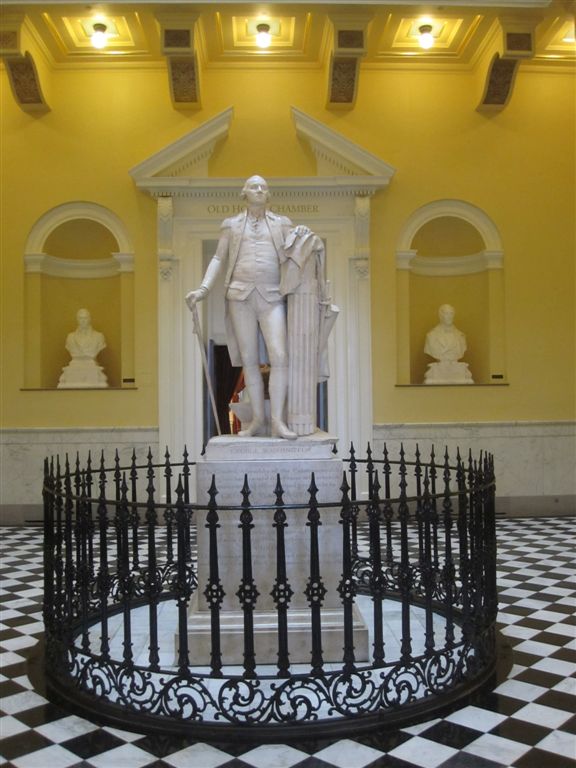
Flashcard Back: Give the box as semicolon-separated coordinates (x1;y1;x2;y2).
77;310;91;328
439;305;455;325
242;176;269;205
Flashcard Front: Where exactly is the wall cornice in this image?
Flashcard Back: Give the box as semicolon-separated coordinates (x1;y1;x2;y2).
134;177;393;199
24;253;134;277
396;250;504;275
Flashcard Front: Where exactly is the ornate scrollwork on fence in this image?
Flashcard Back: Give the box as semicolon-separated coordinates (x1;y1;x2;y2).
42;444;498;740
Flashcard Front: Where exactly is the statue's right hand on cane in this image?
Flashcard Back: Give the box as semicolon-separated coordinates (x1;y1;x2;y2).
185;286;208;310
184;274;222;435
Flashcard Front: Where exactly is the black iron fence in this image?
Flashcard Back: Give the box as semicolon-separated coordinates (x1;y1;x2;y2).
41;444;499;740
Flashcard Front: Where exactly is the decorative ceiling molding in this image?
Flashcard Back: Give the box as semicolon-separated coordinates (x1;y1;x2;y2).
166;55;201;108
1;3;572;77
3;52;50;112
477;17;537;110
0;1;557;7
0;15;49;112
326;13;370;108
478;53;520;109
0;13;23;54
130;105;395;198
327;56;360;106
156;12;201;109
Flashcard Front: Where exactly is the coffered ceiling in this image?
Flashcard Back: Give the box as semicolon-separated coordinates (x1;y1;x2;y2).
2;1;575;69
1;1;573;113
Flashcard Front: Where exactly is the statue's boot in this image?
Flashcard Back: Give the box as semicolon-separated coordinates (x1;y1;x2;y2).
269;366;297;440
238;365;266;437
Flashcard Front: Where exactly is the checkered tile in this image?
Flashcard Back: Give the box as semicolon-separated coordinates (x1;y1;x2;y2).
1;517;575;768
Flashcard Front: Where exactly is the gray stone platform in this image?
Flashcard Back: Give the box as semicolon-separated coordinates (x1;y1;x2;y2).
187;433;369;665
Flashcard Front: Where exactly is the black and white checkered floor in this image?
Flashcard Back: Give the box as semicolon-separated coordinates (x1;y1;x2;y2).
1;517;575;768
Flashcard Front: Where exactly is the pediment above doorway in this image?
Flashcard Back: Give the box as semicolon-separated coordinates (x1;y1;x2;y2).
130;107;234;182
129;106;395;198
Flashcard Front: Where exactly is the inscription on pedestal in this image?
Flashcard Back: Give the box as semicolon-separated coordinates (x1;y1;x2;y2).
198;460;341;504
203;433;337;462
188;436;369;665
196;453;344;611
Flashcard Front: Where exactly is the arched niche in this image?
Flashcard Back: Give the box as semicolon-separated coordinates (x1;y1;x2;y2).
396;200;506;386
23;202;135;389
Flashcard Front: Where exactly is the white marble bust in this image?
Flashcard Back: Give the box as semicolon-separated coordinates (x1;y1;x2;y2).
424;304;473;384
57;308;108;388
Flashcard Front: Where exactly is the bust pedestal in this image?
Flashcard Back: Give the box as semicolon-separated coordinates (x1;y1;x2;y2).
187;433;369;666
57;359;108;389
424;361;473;385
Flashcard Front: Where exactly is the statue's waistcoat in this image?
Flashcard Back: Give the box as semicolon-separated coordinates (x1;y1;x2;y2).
223;211;288;290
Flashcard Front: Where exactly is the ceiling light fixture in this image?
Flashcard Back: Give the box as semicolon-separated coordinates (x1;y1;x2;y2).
418;24;434;50
91;22;108;49
256;23;271;49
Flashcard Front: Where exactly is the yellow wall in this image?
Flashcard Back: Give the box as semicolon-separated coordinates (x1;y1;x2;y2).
1;31;574;429
367;65;575;422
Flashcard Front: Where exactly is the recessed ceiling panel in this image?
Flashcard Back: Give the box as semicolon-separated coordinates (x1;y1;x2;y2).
40;9;151;59
231;16;295;49
198;9;322;63
536;15;576;59
4;3;574;69
370;11;494;63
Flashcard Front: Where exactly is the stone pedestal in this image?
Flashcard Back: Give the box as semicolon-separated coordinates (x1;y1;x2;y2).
424;360;473;385
57;359;108;388
187;432;369;665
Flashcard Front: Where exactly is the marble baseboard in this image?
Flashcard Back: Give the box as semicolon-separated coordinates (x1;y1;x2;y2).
372;420;576;499
0;427;159;507
0;504;44;525
2;422;574;517
497;495;575;518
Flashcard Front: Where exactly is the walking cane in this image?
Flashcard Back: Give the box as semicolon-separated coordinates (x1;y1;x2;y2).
190;302;222;436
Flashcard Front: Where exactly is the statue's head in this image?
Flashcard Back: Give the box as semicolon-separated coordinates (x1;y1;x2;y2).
241;175;270;205
76;308;91;328
438;304;455;325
